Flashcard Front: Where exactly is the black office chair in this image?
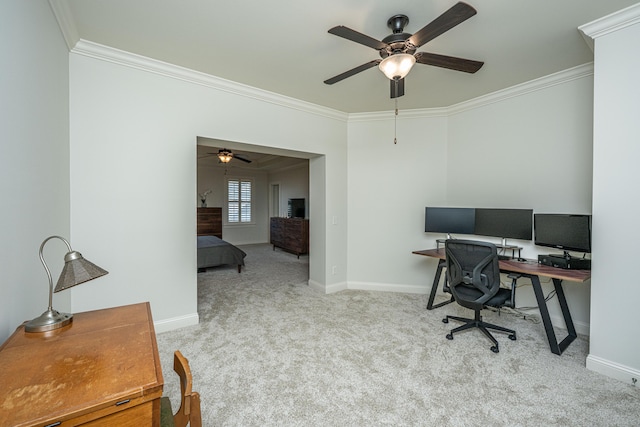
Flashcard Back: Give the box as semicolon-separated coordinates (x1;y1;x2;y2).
442;239;516;353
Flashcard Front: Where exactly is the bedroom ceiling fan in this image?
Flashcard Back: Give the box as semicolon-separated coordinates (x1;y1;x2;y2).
202;149;252;164
324;1;484;98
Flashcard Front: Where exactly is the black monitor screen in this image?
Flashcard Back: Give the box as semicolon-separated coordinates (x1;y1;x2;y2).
288;198;305;218
425;207;475;235
534;214;591;253
475;208;533;241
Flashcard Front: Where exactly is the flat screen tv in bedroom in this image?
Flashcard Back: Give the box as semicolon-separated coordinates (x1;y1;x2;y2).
424;207;475;236
288;198;305;218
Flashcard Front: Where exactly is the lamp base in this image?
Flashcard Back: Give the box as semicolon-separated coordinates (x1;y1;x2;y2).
25;309;73;333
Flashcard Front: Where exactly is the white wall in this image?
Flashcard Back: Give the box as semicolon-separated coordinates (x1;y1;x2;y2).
347;111;449;293
582;4;640;384
197;166;226;209
68;42;347;331
0;1;70;341
270;163;310;218
346;69;595;333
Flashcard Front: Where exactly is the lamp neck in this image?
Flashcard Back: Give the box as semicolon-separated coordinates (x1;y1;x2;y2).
39;236;73;310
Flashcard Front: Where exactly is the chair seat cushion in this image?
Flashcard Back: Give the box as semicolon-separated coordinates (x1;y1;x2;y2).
160;396;175;426
454;285;512;308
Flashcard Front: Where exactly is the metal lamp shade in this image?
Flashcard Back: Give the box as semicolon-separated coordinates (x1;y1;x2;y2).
54;251;108;293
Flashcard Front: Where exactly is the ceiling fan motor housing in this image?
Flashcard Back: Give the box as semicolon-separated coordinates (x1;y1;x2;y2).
380;14;415;58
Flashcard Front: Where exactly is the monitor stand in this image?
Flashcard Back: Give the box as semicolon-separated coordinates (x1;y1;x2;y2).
497;237;522;258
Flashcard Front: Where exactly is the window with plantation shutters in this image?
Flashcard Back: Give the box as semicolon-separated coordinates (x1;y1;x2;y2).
227;178;252;223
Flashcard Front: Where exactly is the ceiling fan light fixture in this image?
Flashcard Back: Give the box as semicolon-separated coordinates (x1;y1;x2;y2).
379;53;416;80
217;149;233;163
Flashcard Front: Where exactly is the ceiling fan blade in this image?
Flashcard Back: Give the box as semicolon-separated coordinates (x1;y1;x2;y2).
390;78;405;98
415;52;483;73
234;155;252;163
328;26;388;50
407;2;477;49
324;59;381;85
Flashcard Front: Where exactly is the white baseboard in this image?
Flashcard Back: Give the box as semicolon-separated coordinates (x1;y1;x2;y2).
309;280;424;294
308;279;347;294
347;281;428;294
586;354;640;386
154;312;199;333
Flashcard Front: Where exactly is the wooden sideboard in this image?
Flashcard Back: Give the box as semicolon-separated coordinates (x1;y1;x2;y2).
270;217;309;258
197;207;222;238
0;302;164;426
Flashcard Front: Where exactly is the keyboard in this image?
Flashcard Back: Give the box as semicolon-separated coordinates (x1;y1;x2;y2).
498;255;513;261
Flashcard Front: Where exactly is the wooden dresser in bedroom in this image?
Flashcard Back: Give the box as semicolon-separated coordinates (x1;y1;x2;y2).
270;217;309;258
197;207;222;238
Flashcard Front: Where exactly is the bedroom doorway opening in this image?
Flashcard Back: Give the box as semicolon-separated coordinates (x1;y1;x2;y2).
196;138;314;283
271;184;280;217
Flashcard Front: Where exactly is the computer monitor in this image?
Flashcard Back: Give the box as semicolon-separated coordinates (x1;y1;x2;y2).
474;208;533;243
534;214;592;254
424;207;475;236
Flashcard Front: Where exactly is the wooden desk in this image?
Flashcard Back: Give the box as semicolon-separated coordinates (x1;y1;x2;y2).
413;248;591;355
0;302;164;426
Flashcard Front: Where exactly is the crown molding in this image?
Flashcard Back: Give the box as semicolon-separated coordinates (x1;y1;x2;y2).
71;40;348;122
69;38;593;124
348;107;449;122
350;63;593;121
579;3;640;43
48;0;79;51
447;63;594;115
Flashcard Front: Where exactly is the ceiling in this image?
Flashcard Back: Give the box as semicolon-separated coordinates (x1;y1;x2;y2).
60;0;637;113
196;139;310;173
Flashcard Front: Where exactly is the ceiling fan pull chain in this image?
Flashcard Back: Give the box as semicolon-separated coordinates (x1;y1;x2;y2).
394;98;399;144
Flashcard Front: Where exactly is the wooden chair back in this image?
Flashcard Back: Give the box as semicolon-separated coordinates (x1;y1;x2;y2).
161;350;202;427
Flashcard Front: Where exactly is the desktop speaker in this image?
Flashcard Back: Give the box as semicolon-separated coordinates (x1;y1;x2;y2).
538;255;591;270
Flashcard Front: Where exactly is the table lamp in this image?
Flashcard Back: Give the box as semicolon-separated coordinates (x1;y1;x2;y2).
25;235;108;333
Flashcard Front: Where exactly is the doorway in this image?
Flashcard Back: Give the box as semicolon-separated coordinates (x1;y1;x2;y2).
271;184;280;217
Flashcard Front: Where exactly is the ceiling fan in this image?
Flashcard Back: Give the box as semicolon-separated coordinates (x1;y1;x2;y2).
324;1;484;98
201;149;252;164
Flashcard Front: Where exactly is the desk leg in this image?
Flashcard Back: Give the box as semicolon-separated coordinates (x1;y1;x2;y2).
552;278;578;354
427;259;453;310
529;275;576;355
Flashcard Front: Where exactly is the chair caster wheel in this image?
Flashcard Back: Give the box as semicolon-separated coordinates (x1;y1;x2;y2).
508;334;516;341
491;346;499;353
442;318;449;324
446;333;453;340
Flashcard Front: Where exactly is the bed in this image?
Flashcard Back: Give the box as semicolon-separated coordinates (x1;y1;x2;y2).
197;236;246;273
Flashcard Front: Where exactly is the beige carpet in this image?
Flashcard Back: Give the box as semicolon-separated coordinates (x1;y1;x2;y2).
156;244;640;426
